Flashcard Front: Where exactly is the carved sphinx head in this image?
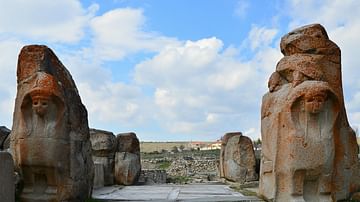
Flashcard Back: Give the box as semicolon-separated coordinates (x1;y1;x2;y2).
304;90;327;114
27;73;63;118
30;93;50;117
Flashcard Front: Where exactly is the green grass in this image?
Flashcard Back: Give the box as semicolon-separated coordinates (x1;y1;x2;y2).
229;185;258;197
157;161;172;170
167;176;191;184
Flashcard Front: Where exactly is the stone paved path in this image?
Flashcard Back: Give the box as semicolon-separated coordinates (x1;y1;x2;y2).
92;183;262;201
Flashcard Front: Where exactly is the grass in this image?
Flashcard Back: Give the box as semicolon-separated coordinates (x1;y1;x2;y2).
157;160;172;170
229;184;258;197
167;176;191;184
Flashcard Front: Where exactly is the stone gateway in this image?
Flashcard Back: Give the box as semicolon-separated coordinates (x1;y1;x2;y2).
259;24;360;201
10;45;94;201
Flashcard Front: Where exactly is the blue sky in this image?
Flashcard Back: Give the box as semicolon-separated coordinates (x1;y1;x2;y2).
1;0;360;141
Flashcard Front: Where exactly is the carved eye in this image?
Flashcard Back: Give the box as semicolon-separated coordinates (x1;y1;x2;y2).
34;101;38;105
42;102;48;106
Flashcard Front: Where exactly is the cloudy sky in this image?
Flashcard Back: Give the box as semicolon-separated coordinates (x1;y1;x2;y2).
1;0;360;141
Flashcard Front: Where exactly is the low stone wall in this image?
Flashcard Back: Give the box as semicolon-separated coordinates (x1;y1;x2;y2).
167;159;218;176
138;169;167;185
166;158;219;183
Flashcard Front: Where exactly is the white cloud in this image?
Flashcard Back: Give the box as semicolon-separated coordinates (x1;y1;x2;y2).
89;8;179;60
77;82;143;124
134;33;280;139
0;39;25;127
155;88;177;108
0;0;98;43
247;25;278;51
234;0;250;19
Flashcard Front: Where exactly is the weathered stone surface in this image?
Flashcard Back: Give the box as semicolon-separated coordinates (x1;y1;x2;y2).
90;128;116;186
0;126;10;150
220;133;257;183
93;163;105;188
114;132;141;185
0;151;15;202
116;132;140;155
138;169;167;185
90;129;116;156
259;24;360;201
114;152;141;185
219;132;240;178
10;45;94;201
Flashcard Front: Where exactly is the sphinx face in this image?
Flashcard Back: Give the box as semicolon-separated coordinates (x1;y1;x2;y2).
32;97;50;117
305;95;326;114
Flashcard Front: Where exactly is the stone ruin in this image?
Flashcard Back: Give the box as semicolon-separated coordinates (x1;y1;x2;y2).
89;130;142;187
10;45;94;201
90;129;116;187
138;169;167;185
259;24;360;201
219;132;257;183
0;126;11;151
114;132;141;185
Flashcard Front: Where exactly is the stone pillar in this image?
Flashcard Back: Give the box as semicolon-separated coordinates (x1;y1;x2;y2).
10;45;94;201
259;24;360;201
220;132;257;183
219;132;239;178
0;151;15;202
90;129;116;186
114;132;141;185
93;163;105;188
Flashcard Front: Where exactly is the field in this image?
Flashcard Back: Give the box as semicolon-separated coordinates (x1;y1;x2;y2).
140;141;214;153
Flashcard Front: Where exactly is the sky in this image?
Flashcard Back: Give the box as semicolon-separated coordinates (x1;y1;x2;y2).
1;0;360;141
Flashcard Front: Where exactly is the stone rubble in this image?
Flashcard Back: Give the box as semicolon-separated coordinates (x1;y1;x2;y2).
138;169;167;185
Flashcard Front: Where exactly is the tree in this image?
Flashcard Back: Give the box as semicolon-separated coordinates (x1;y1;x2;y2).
253;138;262;150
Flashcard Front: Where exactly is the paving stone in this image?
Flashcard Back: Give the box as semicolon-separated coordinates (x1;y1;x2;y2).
92;183;263;201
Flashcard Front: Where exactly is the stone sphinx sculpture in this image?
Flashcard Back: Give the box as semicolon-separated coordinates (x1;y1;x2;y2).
10;45;94;201
219;132;257;183
259;24;360;201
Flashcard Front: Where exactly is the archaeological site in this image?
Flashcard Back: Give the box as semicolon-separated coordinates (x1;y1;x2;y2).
0;23;359;202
